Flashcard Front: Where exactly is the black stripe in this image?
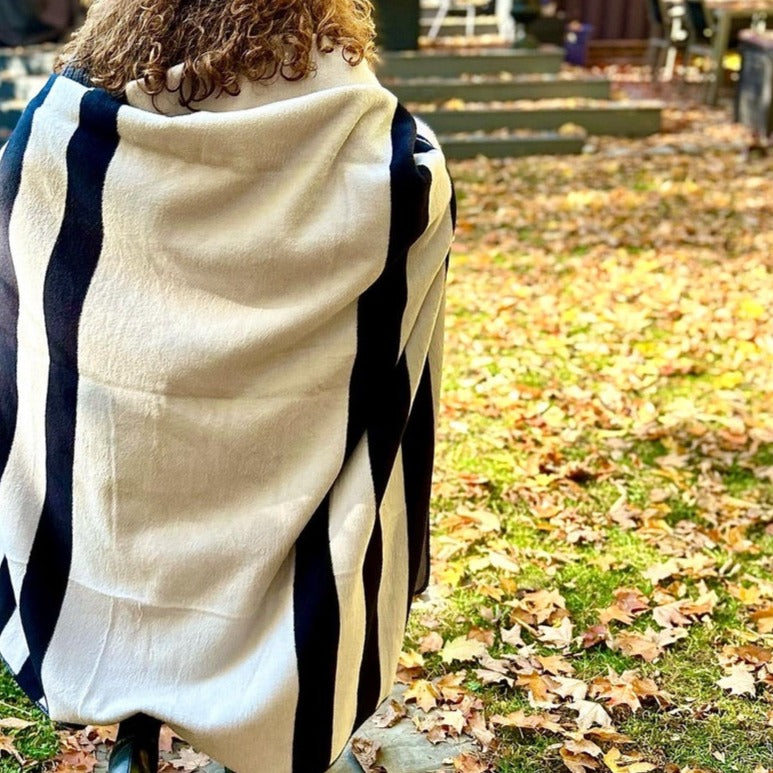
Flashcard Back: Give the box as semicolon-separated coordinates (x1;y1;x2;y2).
291;105;434;769
401;361;435;608
449;178;458;232
292;494;340;773
15;657;43;701
0;558;15;633
353;106;433;730
0;77;56;484
18;85;121;702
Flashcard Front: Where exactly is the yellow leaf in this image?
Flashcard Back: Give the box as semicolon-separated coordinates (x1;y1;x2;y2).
602;747;656;773
439;635;488;664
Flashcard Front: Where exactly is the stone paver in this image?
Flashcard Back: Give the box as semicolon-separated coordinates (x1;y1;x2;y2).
92;688;472;773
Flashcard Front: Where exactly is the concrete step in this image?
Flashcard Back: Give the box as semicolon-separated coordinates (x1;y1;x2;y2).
0;73;49;102
416;100;663;137
0;102;24;134
388;75;611;103
378;47;563;78
420;14;500;36
0;45;58;75
438;131;586;159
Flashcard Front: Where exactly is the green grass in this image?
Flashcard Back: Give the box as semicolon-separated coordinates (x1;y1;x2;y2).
0;665;59;769
417;149;773;773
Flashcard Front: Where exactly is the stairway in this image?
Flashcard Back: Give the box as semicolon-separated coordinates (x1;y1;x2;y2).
0;45;56;142
379;47;663;159
1;44;663;159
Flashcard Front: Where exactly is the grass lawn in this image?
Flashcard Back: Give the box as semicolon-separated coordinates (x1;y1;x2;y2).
1;137;771;772
402;145;773;772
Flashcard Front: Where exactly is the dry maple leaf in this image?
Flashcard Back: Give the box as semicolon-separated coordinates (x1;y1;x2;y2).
582;624;610;649
613;627;687;663
602;747;656;773
517;589;568;626
641;559;680;585
404;679;440;712
52;750;97;773
453;752;491;773
419;631;444;653
474;668;514;687
750;606;773;634
398;649;425;669
652;602;692;629
0;717;34;731
440;635;489;664
465;709;496;749
372;699;406;729
537;654;575;675
591;678;642;712
350;737;385;773
436;672;468;703
0;733;24;764
730;644;772;666
501;623;525;648
537;617;575;649
167;747;212;771
569;700;614;732
159;726;183;754
560;745;600;773
599;588;650;626
468;627;496;646
490;709;564;734
516;672;561;705
436;709;466;734
552;676;589;702
563;738;603;758
716;664;757;696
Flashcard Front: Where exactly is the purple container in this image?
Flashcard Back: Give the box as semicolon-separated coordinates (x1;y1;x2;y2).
565;23;594;66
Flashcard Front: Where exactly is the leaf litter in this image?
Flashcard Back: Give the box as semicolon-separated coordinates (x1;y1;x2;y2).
10;75;773;773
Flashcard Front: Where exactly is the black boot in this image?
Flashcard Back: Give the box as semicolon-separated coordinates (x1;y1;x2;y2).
108;714;162;773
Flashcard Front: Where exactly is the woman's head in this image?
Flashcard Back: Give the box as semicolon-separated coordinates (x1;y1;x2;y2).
56;0;377;108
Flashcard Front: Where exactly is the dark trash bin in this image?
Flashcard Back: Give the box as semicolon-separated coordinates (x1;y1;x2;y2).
736;29;773;137
565;21;593;66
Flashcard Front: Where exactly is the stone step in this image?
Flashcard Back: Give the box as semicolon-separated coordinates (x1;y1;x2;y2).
0;45;58;75
0;73;49;102
0;102;24;134
416;101;662;137
378;47;563;78
438;131;586;159
389;75;611;103
421;22;501;37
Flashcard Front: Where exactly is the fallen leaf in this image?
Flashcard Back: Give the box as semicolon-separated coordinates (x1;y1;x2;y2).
602;747;656;772
569;700;614;731
372;699;406;728
716;664;757;696
350;737;385;773
440;635;489;664
168;748;212;771
453;752;491;773
404;679;440;712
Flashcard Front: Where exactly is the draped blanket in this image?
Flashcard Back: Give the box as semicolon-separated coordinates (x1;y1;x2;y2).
0;52;454;772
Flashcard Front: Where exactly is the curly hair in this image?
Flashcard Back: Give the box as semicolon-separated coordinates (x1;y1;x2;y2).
55;0;377;109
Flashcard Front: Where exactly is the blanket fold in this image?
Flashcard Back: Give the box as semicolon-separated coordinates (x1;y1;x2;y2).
0;52;454;772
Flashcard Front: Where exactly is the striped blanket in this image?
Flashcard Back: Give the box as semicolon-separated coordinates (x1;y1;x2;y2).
0;51;454;772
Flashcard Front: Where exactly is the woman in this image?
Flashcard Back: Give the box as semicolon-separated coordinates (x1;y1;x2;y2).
0;1;455;771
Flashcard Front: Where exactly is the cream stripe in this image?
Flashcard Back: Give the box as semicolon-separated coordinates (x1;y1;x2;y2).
328;438;377;758
0;77;81;590
377;447;410;698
